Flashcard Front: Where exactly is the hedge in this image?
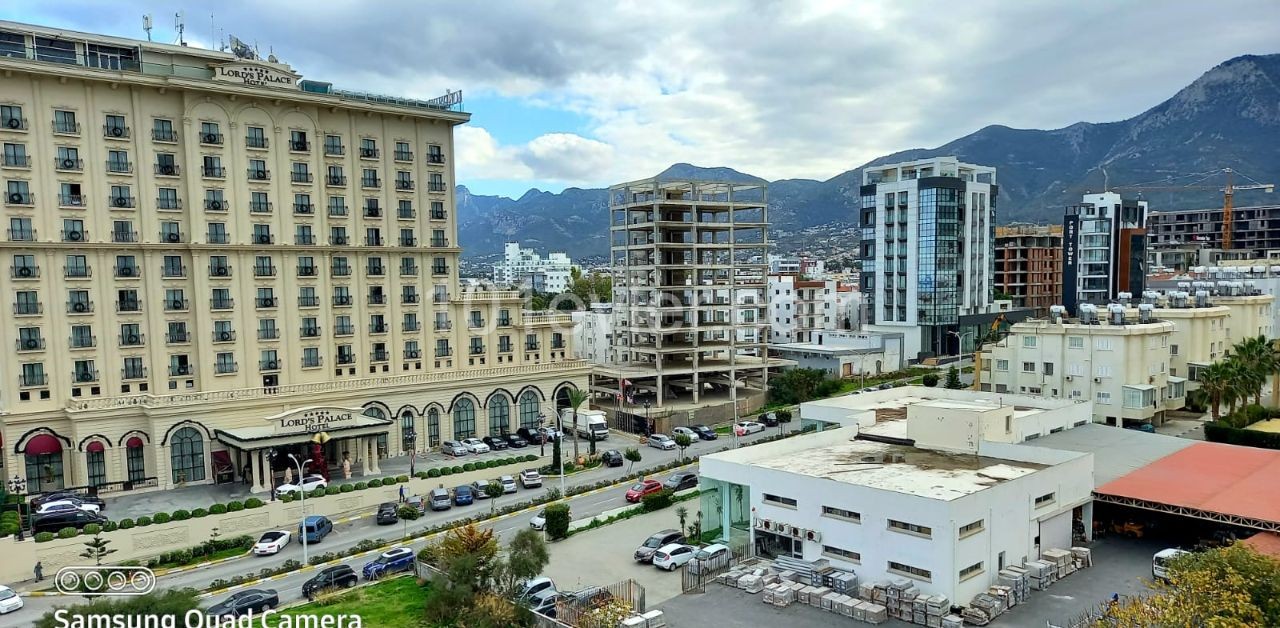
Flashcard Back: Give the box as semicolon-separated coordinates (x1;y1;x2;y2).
118;518;135;529
83;524;102;535
58;527;78;539
1205;422;1280;449
35;532;54;542
354;482;367;490
427;468;440;478
245;498;264;508
153;512;171;524
227;501;244;512
396;475;410;483
340;484;355;493
192;508;208;518
209;504;227;515
172;509;191;521
136;516;152;527
463;463;476;472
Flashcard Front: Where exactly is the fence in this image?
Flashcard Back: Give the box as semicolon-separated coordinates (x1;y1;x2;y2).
555;578;646;628
681;544;756;593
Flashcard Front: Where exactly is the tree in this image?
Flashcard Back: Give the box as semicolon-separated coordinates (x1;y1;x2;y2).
35;589;201;628
624;447;642;473
501;528;550;596
670;434;691;465
484;480;504;514
945;366;963;389
675;506;688;532
80;531;116;566
922;373;939;387
544;503;571;540
566;387;588;463
1200;361;1238;421
1234;336;1274;406
768;368;840;405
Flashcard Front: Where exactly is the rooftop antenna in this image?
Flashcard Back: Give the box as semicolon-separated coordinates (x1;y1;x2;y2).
174;11;186;46
210;13;215;50
142;14;153;42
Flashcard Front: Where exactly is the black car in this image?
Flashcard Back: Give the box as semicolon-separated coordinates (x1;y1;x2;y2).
482;435;509;451
302;565;358;600
601;450;624;467
691;425;717;441
206;589;278;617
761;412;779;427
663;471;698;492
375;502;398;525
31;491;106;511
517;427;546;444
32;510;106;534
503;433;528;448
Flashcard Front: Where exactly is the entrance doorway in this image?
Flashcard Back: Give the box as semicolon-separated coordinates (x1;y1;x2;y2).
754;529;802;560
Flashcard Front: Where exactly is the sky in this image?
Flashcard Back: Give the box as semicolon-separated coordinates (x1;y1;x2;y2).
6;1;1280;198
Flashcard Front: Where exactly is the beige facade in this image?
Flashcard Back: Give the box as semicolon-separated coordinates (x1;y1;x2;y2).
1136;305;1230;387
1214;294;1274;344
0;21;584;495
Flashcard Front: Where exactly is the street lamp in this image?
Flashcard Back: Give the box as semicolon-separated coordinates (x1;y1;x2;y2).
537;413;547;457
286;453;314;566
948;329;976;356
643;401;652;436
406;430;417;476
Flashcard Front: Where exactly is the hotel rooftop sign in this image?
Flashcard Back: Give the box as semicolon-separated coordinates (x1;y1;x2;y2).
266;406;367;435
211;61;300;89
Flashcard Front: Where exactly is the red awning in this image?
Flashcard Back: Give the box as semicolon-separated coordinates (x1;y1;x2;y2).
86;441;105;453
24;434;62;455
126;436;144;448
211;450;233;472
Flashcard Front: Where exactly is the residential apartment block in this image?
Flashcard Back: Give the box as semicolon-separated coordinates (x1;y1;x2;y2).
1147;204;1280;267
994;224;1061;317
767;274;860;343
859;157;997;359
1062;192;1147;313
492;241;576;293
0;21;585;495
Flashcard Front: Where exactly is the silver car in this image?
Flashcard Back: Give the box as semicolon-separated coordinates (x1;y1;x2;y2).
441;440;468;456
648;434;676;450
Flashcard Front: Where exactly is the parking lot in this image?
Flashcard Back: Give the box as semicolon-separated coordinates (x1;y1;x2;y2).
659;536;1164;628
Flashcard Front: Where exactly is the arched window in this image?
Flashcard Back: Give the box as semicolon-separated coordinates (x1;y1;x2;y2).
364;406;387;420
488;396;510;436
86;442;106;487
170;427;205;483
126;436;146;482
400;411;416;451
453;398;476;440
427;409;441;447
24;434;65;492
520;391;541;428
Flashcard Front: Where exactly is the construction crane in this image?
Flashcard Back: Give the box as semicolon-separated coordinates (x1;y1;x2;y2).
1109;168;1275;249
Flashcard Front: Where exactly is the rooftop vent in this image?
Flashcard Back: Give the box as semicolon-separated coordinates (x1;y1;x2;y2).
1107;303;1126;325
1049;305;1066;324
1078;303;1099;325
1117;292;1132;306
1141;291;1160;305
1195;290;1210;308
1138;303;1155;324
1170;291;1190;308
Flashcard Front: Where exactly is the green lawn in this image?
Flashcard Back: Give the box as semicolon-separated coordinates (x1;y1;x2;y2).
267;576;431;628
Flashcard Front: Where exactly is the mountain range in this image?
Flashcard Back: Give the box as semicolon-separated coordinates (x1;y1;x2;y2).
457;53;1280;259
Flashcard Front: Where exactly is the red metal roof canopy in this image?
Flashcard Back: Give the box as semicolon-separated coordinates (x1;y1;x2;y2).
1097;442;1280;526
24;434;62;455
86;441;105;453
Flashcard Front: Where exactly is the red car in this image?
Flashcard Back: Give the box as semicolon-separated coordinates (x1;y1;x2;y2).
626;479;664;503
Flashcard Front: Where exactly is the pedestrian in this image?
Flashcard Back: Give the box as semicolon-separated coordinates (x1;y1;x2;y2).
34;561;43;582
398;485;406;503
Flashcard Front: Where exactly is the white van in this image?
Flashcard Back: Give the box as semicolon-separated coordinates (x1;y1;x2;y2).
1152;548;1189;582
562;408;609;441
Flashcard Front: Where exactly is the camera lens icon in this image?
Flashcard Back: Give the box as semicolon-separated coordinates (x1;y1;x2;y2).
55;566;155;596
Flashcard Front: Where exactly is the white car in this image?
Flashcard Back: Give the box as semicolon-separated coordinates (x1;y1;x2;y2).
734;421;765;435
461;438;490;454
690;543;732;574
275;474;328;497
530;509;546;531
35;499;100;515
648;434;676;450
252;530;291;555
652;543;696;571
672;426;698;439
0;585;23;614
500;475;518;494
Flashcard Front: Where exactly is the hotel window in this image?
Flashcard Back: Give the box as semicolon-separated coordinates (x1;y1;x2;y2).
1068;336;1083;349
995;360;1009;371
157;188;179;210
200;121;222;144
1022;336;1036;348
0;105;23;129
1034;492;1056;508
360;138;378;158
324;134;344;156
822;546;861;563
3;142;28;167
887;561;931;582
201;155;223;178
52;109;78;133
246;126;267;149
959;519;985;538
436;339;451;357
106;150;130;173
290;130;310;152
887;519;932;538
153;118;176;142
1022;362;1035;373
302;347;321;368
122;357;144;380
215;352;236;374
1095;338;1113;351
394;141;412;161
328;196;348;217
762;493;797;508
959;562;984;581
821;506;860;523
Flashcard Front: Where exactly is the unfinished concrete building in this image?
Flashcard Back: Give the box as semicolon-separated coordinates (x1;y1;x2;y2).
995;224;1063;317
598;177;782;433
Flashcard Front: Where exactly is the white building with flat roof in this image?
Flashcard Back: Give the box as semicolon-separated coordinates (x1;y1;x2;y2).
492;242;576;293
700;389;1093;606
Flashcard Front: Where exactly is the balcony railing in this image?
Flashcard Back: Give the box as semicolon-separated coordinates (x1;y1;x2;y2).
5;192;33;205
66;300;91;314
7;228;35;241
468;318;485;328
429;210;447;220
394;150;413;162
333;295;353;306
369;323;388;334
2;154;31;168
105;160;133;173
432;265;449;275
103;125;130;139
428;153;446;164
110;195;135;208
298;265;318;277
247;168;271;181
332;264;351;276
55;157;84;171
328;204;349;217
301;326;321;338
209;264;232;277
121;367;147;380
156;197;182;210
290;139;311;152
294;203;315;215
291;171;314;184
70;335;97;349
337;354;355;364
119;333;145;347
302;357;323;368
114;265;141;279
436;348;453;357
215;361;238;374
1;116;28;131
205;199;228;212
395;179;414;191
245;135;269;149
403;321;421;332
361;177;382;188
400;236;417;247
326;175;347;186
367;265;385;276
53;121;81;135
428;182;447;192
71;369;99;383
258;327;280;340
166;332;190;344
430;238;450;247
256;297;278;309
250;201;272;213
201;131;224;145
295;234;316;245
299;295;320;307
324;144;345;156
169;364;192;376
335;325;355;336
400;264;419;276
398;208;416;220
166;298;189;311
202;166;225;178
153;128;177;142
366;236;384;246
211;298;235;310
17;337;45;351
360;147;380;159
254;264;277;277
370;351;389;362
368;294;387;306
213;330;237;343
402;293;420;304
15;301;44;315
11;265;39;279
20;373;47;387
63;264;91;278
405;350;422;359
154;163;180;177
161;264;186;278
434;321;452;331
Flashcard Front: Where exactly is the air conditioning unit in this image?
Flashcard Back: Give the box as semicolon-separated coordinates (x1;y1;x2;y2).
761;519;772;532
8;193;23;204
333;237;348;245
1065;375;1073;381
73;302;88;313
805;530;821;543
263;298;276;307
110;126;124;137
119;266;134;277
267;361;279;370
171;300;184;309
61;158;76;169
23;339;38;349
1093;377;1102;383
5;118;21;129
255;170;267;179
68;231;83;241
18;266;33;277
789;526;801;539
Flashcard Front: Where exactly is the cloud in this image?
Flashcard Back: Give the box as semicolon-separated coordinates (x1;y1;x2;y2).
12;0;1280;190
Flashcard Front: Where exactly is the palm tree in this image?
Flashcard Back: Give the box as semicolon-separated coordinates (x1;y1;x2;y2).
1270;340;1280;409
1199;361;1236;421
1231;336;1271;406
565;387;588;463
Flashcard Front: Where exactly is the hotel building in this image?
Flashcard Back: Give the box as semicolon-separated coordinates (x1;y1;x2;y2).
0;21;585;495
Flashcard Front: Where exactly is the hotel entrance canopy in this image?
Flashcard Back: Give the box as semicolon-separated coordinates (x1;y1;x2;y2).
213;406;393;451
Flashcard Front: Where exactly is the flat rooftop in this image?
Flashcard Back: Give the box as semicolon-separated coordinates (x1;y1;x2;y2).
752;438;1045;501
1023;423;1194;485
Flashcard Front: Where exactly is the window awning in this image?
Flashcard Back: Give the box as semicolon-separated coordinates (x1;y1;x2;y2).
211;450;233;472
1167;376;1187;384
1123;384;1156;391
25;434;63;455
86;441;105;453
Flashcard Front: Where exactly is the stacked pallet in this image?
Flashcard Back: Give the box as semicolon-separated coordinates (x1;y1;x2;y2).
963;592;1004;626
828;571;859;595
997;566;1030;605
1025;559;1057;590
864;603;888;624
773;556;831;586
1042;548;1076;579
738;574;764;593
1070;546;1093;569
941;615;963;628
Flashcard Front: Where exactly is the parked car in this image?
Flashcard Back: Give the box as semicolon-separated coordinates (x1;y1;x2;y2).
691;425;717;440
454;485;474;506
275;474;327;497
31;491;105;511
375;502;399;525
518;577;556;603
527;588;560;617
538;426;562;442
362;546;416;580
461;438;490;454
517;427;546;444
634;529;686;563
761;412;779;427
663;471;698;492
299;515;333;544
252;530;291;555
0;585;24;615
652;543;696;570
503;433;529;448
879;382;895;390
672;426;698;439
429;488;452;511
32;510;105;534
530;509;546;531
471;480;494;499
35;499;101;515
648;434;676;450
441;440;468;456
1153;548;1191;582
206;589;278;617
482;435;510;451
500;475;518;494
602;449;624;467
405;494;428;514
734;421;765;435
519;469;543;489
301;565;357;600
625;479;664;503
689;543;732;574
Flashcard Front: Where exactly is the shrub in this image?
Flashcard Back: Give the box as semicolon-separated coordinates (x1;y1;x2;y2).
451;466;463;474
309;488;326;498
340;484;354;493
192;508;208;518
397;505;421;521
414;472;428;479
245;498;265;508
354;482;368;490
209;504;227;515
152;512;172;524
427;468;441;478
922;373;939;387
136;516;152;527
169;509;189;521
485;460;499;469
83;523;102;535
280;494;294;503
35;532;55;542
396;475;410;483
227;501;244;512
463;463;476;472
525;454;539;462
118;518;135;529
563;462;576;473
325;486;340;496
58;527;79;539
544;503;571;540
103;521;119;532
441;467;454;476
641;489;675;513
777;409;793;423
